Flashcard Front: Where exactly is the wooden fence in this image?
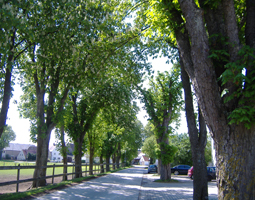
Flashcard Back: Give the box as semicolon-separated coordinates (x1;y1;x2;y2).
0;163;125;193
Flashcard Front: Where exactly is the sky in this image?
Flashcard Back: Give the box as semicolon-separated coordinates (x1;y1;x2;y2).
6;56;188;146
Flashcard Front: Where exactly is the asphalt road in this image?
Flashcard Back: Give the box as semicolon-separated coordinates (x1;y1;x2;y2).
34;166;218;200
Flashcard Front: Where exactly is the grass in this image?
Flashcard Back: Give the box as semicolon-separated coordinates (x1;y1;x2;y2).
0;161;105;176
0;166;130;200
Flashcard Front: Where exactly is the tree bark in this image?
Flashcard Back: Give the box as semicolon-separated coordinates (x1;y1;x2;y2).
100;155;104;173
180;58;208;200
106;156;110;172
177;0;255;198
112;153;116;170
116;143;121;168
60;126;67;181
0;30;15;138
89;146;94;175
74;135;84;178
157;125;172;181
33;129;51;187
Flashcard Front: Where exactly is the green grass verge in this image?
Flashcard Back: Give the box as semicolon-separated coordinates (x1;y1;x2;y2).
0;166;130;200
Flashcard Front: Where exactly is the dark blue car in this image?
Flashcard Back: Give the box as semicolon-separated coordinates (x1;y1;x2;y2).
171;165;191;175
148;165;158;173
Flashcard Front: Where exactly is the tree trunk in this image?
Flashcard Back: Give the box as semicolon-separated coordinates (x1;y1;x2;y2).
60;126;67;181
89;146;94;175
0;31;15;138
112;153;116;170
180;59;208;200
100;155;104;173
116;143;121;168
33;130;51;187
177;1;255;198
74;136;84;178
158;159;171;181
106;156;110;172
216;124;255;199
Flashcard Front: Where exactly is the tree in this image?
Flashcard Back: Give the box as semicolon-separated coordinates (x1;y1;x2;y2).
141;135;157;164
151;0;255;198
138;68;183;181
180;61;209;199
170;133;192;166
0;126;16;160
0;1;33;138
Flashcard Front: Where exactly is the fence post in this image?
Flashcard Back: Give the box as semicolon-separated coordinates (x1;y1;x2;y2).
16;164;20;193
52;164;55;184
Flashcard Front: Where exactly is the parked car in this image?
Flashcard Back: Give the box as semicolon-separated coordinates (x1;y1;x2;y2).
188;166;216;181
171;165;191;175
188;166;193;179
207;166;216;181
148;164;158;173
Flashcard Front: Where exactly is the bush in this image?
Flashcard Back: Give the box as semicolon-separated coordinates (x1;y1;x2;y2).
5;154;11;159
27;153;36;161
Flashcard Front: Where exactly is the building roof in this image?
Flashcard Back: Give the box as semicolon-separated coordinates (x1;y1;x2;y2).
3;143;34;151
142;156;149;161
27;146;37;155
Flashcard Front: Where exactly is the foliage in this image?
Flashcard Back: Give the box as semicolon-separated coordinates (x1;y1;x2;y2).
27;153;36;161
0;126;16;150
221;45;255;128
170;133;192;166
141;135;157;162
156;142;177;165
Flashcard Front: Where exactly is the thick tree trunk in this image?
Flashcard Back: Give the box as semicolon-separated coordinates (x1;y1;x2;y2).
106;156;110;172
177;1;255;198
157;132;172;181
180;59;208;200
216;124;255;199
100;155;104;173
158;159;171;181
33;130;51;187
74;136;84;178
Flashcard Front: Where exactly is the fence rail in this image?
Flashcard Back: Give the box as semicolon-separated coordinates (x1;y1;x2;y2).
0;162;125;193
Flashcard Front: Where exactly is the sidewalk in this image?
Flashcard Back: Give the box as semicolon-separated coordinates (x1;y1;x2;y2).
34;166;218;200
139;172;218;200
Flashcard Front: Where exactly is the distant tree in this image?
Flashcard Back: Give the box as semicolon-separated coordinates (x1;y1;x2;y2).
138;67;183;181
142;135;157;164
170;133;192;166
0;126;16;160
27;153;36;161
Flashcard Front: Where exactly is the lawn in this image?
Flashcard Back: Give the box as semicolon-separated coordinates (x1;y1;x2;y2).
0;161;102;177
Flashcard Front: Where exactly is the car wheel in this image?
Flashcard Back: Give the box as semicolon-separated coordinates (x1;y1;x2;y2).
208;176;212;181
174;171;179;175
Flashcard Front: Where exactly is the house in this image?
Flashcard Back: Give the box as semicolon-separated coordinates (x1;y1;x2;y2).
17;145;37;161
48;144;75;163
139;155;150;166
17;149;27;161
2;143;34;160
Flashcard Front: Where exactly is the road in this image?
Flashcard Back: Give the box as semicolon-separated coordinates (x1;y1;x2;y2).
34;166;218;200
